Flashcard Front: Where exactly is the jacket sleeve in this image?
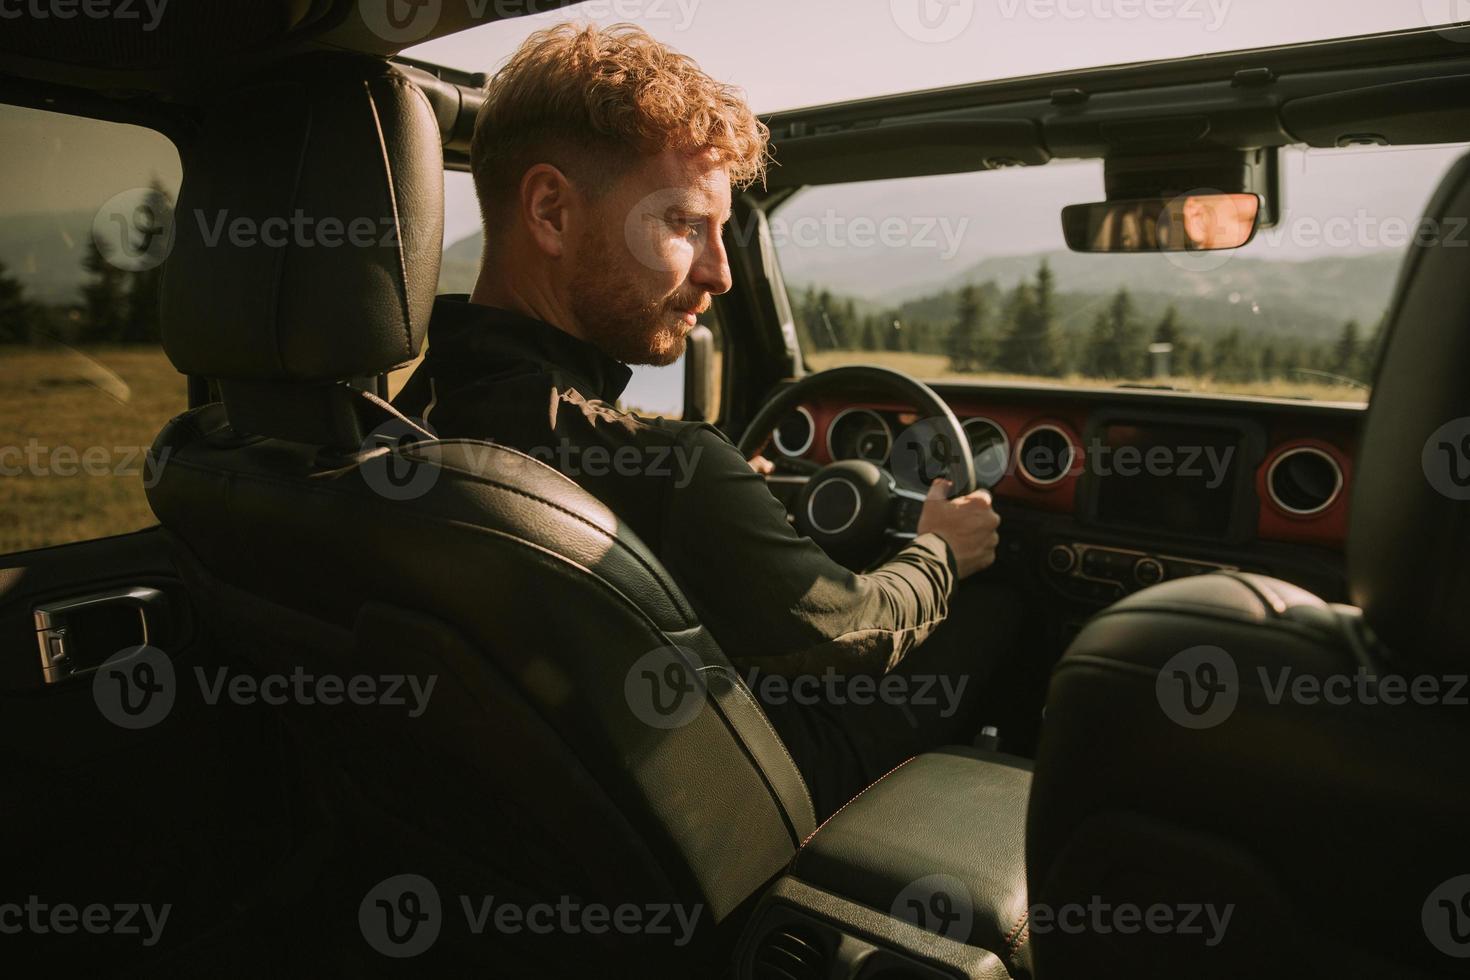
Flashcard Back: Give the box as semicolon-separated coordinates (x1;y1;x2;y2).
659;423;957;676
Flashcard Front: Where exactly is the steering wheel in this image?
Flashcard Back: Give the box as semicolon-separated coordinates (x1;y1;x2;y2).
738;366;974;569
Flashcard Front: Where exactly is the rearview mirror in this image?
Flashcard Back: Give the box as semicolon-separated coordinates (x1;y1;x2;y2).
1061;193;1261;253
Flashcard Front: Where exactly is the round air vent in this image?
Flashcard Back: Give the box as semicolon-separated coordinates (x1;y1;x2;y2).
1267;446;1343;515
772;406;815;456
752;924;829;980
962;416;1010;489
1016;424;1076;486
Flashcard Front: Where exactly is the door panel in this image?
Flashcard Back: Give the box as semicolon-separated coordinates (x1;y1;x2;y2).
0;528;303;972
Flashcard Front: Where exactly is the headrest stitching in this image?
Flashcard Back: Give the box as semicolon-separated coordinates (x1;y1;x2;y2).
271;83;315;379
362;72;416;363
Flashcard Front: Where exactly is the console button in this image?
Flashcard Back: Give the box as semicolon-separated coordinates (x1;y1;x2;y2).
1133;557;1165;587
1047;544;1077;574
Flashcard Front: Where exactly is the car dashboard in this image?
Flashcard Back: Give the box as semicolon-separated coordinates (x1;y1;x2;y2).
761;381;1360;610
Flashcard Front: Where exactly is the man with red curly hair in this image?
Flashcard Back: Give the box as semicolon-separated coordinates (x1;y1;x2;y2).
395;23;1012;818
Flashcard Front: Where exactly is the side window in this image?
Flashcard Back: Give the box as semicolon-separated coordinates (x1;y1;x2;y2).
619;306;724;421
0;104;183;554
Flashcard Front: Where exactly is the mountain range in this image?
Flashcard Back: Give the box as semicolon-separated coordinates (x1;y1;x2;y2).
2;217;1402;345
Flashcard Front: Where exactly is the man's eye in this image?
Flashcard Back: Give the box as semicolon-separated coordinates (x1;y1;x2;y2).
671;217;704;242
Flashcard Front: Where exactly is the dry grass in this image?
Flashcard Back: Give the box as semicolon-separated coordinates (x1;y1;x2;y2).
0;346;185;554
0;344;1362;556
803;350;1370;404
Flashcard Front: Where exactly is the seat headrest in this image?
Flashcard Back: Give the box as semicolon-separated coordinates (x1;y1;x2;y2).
1348;150;1470;668
161;55;444;385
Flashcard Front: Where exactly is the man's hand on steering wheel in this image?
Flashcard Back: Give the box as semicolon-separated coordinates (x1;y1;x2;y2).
918;478;1001;578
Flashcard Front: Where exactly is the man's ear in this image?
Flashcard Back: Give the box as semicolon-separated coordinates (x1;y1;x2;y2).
519;163;574;258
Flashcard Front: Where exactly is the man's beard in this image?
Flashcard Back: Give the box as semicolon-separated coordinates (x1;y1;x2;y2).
569;229;702;367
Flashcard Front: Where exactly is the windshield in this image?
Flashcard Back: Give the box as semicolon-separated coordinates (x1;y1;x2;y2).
770;144;1470;402
404;1;1460;114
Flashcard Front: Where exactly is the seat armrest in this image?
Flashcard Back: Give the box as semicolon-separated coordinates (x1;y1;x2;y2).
779;746;1033;977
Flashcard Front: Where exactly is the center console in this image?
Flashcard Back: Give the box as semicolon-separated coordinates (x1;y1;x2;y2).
736;747;1034;979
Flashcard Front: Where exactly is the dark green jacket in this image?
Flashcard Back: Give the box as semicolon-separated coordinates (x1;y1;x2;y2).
394;296;956;676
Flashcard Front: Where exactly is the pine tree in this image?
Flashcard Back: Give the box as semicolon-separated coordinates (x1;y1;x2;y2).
79;238;129;343
946;284;987;373
996;260;1063;376
1106;288;1145;378
1151;305;1189;379
1081;311;1111;378
0;259;33;344
1333;320;1361;378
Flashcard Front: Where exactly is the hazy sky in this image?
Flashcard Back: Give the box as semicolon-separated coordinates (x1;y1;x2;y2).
406;0;1455;112
415;0;1466;246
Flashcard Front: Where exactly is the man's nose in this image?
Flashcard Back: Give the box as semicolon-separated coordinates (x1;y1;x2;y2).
690;229;732;295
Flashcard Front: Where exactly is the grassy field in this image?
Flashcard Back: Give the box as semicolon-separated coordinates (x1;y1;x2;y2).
804;350;1370;404
0;345;185;554
1;344;1363;556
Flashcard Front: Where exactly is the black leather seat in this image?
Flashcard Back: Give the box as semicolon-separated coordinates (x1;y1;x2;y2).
147;56;813;974
1026;153;1470;979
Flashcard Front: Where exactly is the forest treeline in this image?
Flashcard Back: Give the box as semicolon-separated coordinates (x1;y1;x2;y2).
793;259;1380;385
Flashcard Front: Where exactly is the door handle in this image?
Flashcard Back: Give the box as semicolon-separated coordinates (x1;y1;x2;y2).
33;586;166;685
